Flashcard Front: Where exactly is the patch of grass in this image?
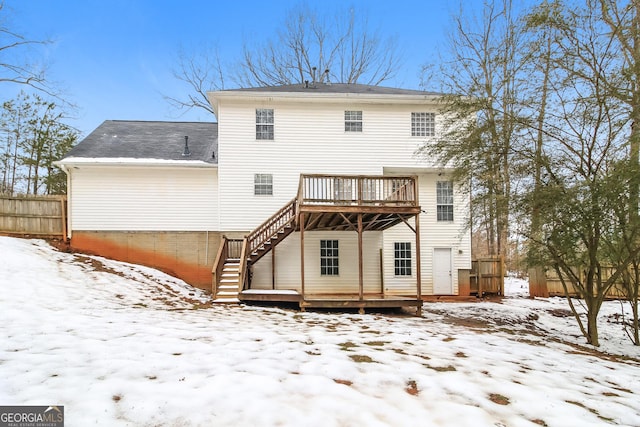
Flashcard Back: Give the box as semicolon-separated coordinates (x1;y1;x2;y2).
489;393;510;405
334;379;353;386
565;400;612;422
442;337;456;342
112;395;122;402
531;419;548;426
364;341;387;347
349;354;375;363
392;348;407;355
339;341;358;351
602;391;619;397
405;380;419;396
455;351;467;358
305;350;321;356
172;352;182;356
146;375;157;380
425;364;456;372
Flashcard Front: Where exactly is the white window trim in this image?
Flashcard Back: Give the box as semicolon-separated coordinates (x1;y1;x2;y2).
394;242;412;276
256;108;274;140
411;112;435;137
254;173;273;196
345;110;363;133
436;181;454;221
320;239;339;276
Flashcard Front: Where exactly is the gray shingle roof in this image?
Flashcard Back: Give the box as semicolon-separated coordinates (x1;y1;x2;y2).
224;83;443;96
63;120;218;164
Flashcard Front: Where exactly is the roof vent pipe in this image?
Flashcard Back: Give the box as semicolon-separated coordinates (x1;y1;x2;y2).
182;135;191;157
324;69;331;85
311;67;317;84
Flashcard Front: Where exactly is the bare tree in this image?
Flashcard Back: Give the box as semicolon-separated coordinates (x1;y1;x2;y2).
0;2;54;96
163;44;226;117
166;4;403;117
238;5;401;88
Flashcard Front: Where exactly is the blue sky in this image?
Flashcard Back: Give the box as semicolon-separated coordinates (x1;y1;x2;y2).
2;0;462;136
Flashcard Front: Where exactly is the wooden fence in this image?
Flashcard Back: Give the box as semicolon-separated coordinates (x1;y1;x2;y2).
0;195;67;237
470;256;504;296
544;267;627;298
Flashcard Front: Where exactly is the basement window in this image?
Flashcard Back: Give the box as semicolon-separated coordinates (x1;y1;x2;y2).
394;242;412;276
320;239;339;276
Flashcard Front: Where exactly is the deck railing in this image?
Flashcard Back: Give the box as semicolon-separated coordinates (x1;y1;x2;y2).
298;175;418;207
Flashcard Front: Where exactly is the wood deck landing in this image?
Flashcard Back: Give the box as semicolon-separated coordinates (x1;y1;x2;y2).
239;290;422;314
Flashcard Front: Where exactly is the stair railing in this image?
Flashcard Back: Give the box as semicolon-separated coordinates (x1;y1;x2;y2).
211;236;230;298
246;197;297;257
237;237;250;292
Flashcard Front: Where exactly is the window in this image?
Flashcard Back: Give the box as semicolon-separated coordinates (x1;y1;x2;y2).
254;174;273;195
411;112;435;137
256;108;274;140
345;110;362;132
394;242;412;276
320;240;339;275
437;181;454;221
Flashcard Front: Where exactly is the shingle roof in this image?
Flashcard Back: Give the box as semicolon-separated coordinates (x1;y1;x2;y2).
223;83;443;96
63;120;218;164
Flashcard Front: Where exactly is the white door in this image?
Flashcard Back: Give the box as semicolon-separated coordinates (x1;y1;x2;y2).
433;248;453;294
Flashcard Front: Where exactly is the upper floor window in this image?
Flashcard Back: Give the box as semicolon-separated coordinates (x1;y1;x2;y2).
256;108;274;140
254;174;273;195
437;181;454;221
345;110;362;132
411;112;435;137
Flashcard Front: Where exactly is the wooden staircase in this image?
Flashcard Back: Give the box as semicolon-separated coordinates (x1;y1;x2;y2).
212;198;298;303
212;258;241;303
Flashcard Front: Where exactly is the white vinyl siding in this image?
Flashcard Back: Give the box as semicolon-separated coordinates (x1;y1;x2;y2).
216;100;442;231
69;166;218;231
250;231;383;294
383;174;471;296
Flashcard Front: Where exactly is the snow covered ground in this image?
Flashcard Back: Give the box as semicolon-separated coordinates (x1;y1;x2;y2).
1;236;639;427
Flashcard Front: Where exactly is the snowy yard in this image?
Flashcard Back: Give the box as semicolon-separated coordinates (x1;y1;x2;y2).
1;237;639;427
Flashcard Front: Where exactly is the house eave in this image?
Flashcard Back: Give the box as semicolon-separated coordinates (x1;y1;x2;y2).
54;157;218;169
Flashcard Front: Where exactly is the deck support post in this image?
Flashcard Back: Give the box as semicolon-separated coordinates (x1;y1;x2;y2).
300;212;305;302
415;214;423;316
358;213;364;302
271;244;276;289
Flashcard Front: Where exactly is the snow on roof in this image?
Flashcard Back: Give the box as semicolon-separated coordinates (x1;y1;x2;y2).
60;120;218;165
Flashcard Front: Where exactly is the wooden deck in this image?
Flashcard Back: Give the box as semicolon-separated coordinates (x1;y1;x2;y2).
240;290;422;314
213;174;424;314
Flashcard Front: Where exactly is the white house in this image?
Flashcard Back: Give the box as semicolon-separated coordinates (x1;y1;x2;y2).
57;83;471;313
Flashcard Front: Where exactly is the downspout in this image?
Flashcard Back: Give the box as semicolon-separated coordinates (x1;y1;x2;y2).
57;163;72;240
